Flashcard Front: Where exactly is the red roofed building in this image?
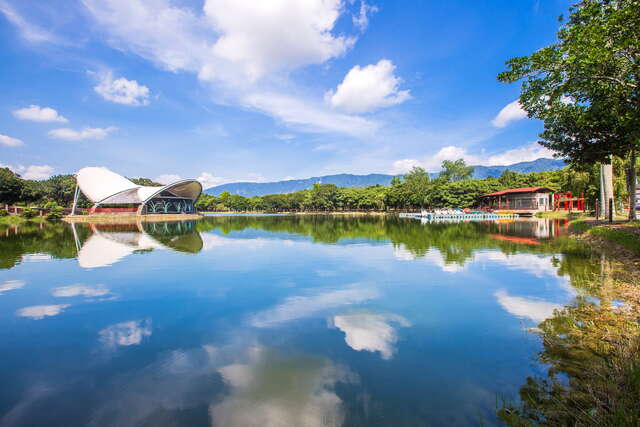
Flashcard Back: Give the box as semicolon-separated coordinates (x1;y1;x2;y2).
479;187;555;214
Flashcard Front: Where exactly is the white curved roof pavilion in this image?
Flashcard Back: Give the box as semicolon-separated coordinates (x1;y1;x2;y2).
73;167;202;215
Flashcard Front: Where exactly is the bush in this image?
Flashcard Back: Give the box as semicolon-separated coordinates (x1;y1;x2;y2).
43;201;59;210
20;208;37;219
0;210;9;217
46;207;64;221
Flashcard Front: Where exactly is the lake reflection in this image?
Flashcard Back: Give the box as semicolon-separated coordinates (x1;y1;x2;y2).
0;215;595;426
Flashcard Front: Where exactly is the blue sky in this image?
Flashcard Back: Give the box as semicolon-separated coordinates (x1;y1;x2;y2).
0;0;569;187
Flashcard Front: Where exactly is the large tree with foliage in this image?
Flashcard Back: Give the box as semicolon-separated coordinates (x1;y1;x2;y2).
439;159;474;182
0;168;24;206
498;0;640;218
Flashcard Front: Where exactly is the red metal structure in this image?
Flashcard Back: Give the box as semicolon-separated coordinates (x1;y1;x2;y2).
553;192;585;211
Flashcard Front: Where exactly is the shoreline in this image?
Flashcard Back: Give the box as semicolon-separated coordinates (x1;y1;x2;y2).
63;213;202;223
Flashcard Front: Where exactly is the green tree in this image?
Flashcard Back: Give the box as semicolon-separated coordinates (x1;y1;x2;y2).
130;177;163;186
0;168;24;205
439;159;474;182
403;167;431;207
498;0;640;218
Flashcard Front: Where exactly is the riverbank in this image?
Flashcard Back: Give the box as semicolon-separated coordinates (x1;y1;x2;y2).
501;219;640;426
570;219;640;257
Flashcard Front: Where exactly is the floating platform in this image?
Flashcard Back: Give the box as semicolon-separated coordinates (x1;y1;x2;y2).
399;212;519;222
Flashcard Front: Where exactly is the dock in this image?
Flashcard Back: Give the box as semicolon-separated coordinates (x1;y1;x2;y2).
399;212;519;222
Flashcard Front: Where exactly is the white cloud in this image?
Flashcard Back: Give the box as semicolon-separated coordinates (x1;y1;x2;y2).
99;319;152;347
492;100;527;128
22;165;54;180
93;71;151;106
484;143;556;166
244;92;377;136
48;126;117;141
0;1;60;43
327;59;410;113
392;145;472;173
81;0;374;136
16;304;70;319
332;313;410;360
52;284;110;298
2;164;55;180
250;285;380;327
0;280;26;295
83;0;354;83
197;172;227;189
211;345;349;427
391;142;557;173
12;105;68;123
494;290;562;324
0;134;24;147
352;0;378;31
155;174;182;185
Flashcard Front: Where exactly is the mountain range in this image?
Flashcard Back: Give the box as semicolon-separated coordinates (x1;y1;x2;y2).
205;158;566;197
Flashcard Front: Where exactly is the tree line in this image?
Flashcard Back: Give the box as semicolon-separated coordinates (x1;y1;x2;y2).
196;159;625;212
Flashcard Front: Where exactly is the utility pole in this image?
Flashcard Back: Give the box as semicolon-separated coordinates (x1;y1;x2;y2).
629;149;637;221
600;159;615;219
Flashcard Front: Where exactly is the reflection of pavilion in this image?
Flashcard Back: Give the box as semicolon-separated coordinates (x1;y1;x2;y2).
72;221;202;268
490;217;569;242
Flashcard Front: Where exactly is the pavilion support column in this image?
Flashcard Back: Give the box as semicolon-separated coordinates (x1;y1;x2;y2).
71;184;80;215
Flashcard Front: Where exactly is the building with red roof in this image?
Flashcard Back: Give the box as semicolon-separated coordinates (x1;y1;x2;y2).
479;187;555;214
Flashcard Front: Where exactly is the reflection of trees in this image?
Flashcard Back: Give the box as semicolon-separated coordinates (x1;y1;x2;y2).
0;222;87;269
142;221;202;253
499;258;640;426
197;215;597;286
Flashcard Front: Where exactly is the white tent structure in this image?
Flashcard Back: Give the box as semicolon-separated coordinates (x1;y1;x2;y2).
72;167;202;215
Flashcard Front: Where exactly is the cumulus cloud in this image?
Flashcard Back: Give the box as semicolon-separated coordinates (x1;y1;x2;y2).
327;59;410;113
99;319;152;347
391;142;556;173
0;280;26;295
492;100;527;128
12;105;68;123
93;71;151;106
16;304;70;319
83;0;354;83
81;0;376;136
332;313;410;360
48;126;117;141
0;134;24;147
52;284;110;298
1;164;55;180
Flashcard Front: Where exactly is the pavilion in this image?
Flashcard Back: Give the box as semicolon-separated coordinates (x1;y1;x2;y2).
72;167;202;216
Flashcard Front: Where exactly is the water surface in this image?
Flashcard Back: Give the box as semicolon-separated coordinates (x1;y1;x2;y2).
0;216;596;426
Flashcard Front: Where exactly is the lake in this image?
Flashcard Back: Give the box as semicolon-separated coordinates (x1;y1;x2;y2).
0;215;597;426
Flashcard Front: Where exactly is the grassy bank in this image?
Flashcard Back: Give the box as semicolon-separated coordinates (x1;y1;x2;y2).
570;219;640;256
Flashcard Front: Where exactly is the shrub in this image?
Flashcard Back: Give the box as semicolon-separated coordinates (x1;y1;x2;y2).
46;207;64;221
0;210;9;217
20;208;37;219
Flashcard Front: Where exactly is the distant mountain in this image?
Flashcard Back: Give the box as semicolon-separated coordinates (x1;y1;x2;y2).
205;158;567;197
